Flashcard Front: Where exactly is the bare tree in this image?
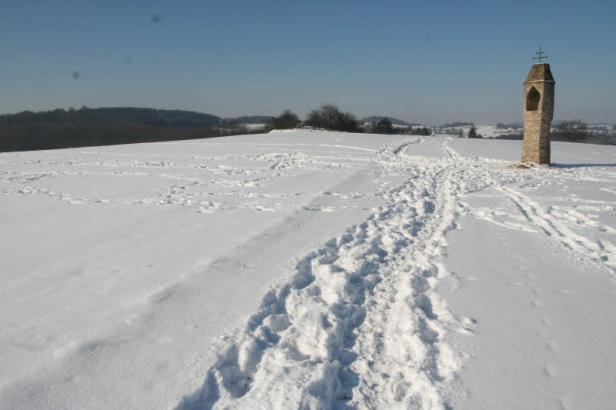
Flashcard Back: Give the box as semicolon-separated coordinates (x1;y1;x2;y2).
272;110;300;129
305;104;360;132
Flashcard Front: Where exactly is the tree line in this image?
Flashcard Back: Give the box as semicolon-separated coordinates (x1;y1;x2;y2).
267;105;431;135
0;104;430;152
495;120;616;145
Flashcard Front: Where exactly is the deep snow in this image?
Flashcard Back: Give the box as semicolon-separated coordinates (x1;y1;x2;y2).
1;131;615;409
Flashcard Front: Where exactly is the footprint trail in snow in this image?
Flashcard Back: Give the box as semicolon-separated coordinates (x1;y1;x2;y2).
179;139;478;409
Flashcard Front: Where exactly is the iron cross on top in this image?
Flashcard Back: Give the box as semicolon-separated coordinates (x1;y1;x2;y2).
533;46;549;64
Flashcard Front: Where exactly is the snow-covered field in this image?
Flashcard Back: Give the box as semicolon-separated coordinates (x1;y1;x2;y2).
1;131;615;409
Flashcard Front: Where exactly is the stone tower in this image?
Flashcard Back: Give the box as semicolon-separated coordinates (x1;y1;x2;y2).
522;63;555;164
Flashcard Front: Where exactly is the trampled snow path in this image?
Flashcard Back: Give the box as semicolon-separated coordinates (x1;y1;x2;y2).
178;139;476;409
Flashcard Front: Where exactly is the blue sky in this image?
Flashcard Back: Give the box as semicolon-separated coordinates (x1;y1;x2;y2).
1;0;614;124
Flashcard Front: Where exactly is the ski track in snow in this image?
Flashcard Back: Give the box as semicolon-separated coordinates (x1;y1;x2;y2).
500;186;616;274
178;139;477;409
441;143;616;277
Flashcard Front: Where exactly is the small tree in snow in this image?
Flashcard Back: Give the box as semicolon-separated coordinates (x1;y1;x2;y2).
468;125;481;138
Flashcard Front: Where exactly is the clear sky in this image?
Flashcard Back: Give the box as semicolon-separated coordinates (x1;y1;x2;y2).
1;0;614;124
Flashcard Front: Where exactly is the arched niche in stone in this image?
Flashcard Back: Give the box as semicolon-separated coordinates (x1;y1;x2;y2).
526;87;540;111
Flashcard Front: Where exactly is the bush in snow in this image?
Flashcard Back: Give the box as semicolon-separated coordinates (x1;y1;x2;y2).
468;125;482;138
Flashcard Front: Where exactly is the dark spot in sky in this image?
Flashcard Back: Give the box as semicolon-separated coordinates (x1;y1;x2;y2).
151;13;161;23
424;32;432;42
71;71;81;80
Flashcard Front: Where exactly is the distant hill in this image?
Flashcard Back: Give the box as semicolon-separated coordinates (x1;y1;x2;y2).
0;107;222;129
0;107;262;152
228;115;275;125
439;121;474;128
362;116;419;126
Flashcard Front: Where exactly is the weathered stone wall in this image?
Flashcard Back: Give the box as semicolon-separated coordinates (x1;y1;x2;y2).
522;64;555;164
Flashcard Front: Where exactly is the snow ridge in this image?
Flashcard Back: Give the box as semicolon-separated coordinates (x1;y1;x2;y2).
178;140;468;409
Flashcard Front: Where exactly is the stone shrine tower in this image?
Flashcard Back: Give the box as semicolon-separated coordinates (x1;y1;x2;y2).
522;52;555;164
